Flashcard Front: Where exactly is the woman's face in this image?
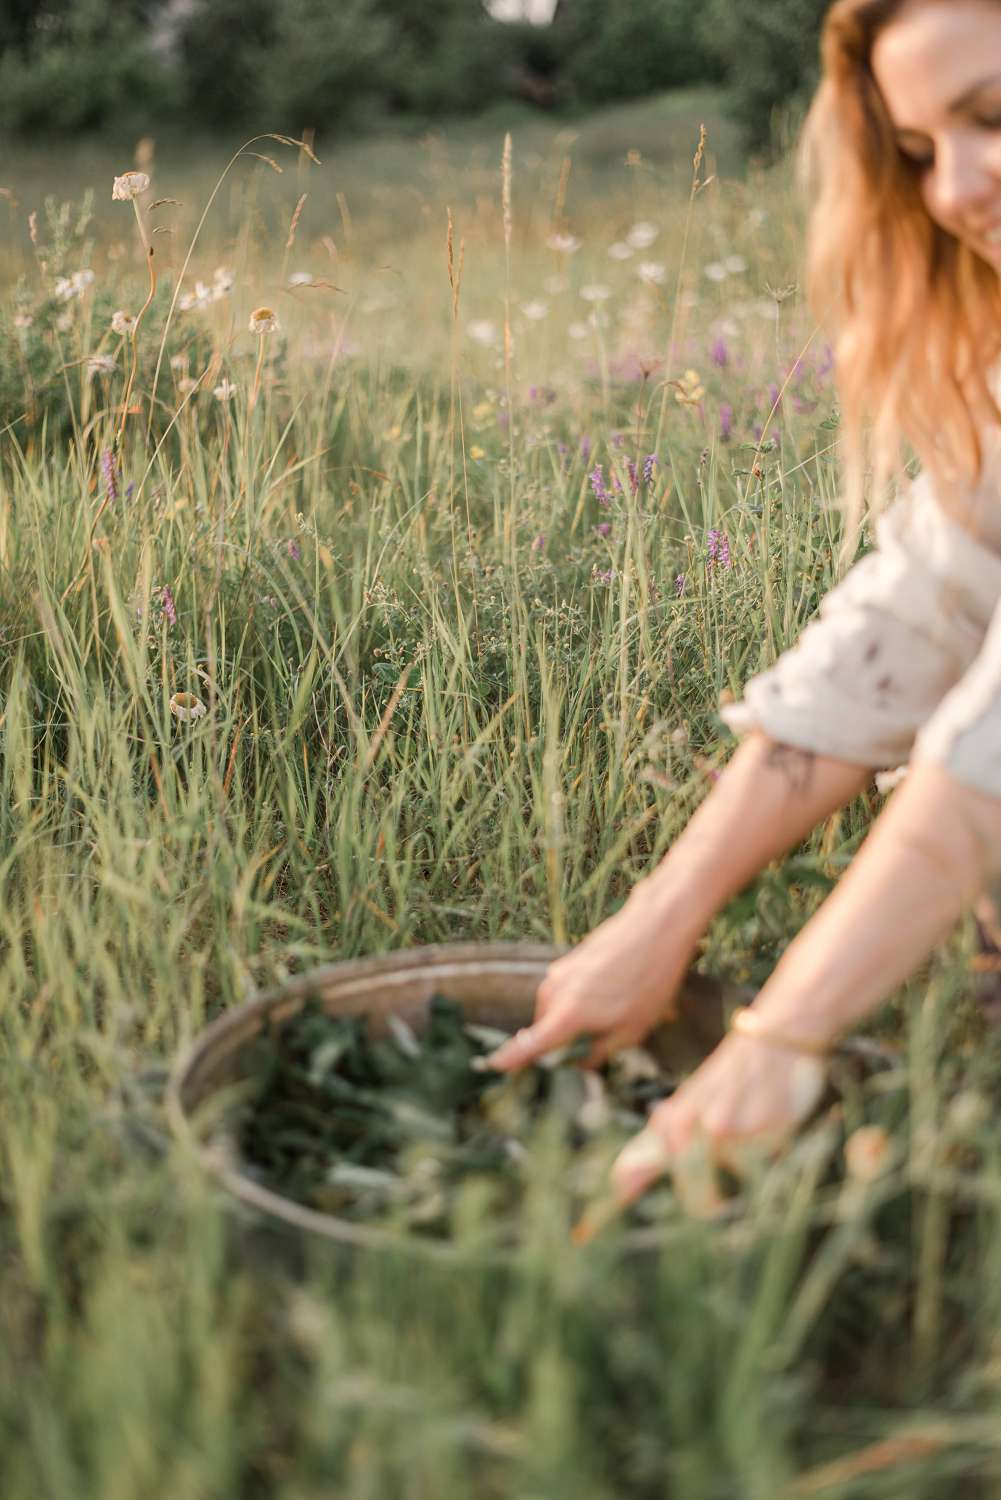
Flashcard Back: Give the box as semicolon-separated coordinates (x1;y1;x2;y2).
872;0;1001;263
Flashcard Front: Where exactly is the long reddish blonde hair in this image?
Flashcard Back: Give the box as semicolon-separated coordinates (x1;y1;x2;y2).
799;0;1001;565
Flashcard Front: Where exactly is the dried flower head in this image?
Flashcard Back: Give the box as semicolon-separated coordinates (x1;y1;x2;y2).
844;1125;894;1183
169;692;207;722
86;355;116;377
248;306;280;335
111;309;136;336
214;378;238;402
112;171;150;202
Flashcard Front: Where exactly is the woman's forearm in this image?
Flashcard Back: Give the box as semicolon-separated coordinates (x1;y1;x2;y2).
634;730;874;937
749;761;1001;1046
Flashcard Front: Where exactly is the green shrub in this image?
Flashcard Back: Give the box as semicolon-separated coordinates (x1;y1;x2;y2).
555;0;725;108
695;0;828;156
0;0;177;135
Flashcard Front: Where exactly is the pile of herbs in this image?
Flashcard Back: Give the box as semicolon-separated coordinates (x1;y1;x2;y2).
235;995;677;1243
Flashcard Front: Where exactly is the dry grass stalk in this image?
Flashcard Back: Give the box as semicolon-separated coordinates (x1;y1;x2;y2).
789;1434;948;1497
286;193;307;251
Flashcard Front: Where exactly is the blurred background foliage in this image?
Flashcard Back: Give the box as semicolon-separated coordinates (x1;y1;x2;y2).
0;0;828;156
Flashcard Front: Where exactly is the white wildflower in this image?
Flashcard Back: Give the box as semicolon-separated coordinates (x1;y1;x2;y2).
87;355;116;377
248;306;280;335
112;171;150;202
724;254;748;275
579;283;611;302
567;321;591;340
111;309;136;336
637;261;667;285
288;270;314;287
519;299;548;321
467;319;498;346
170;354;188;373
177;377;198;396
546;232;581;254
704;261;728;282
213;378;238;402
627;221;658;249
607;242;634;260
54;268;95;303
213;265;235;295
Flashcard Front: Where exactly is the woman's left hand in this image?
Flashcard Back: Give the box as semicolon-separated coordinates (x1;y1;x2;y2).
611;1032;829;1217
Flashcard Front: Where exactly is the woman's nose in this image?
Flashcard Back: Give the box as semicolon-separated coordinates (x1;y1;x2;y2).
928;136;1001;222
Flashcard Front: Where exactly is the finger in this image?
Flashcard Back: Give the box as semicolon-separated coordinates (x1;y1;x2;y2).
648;1100;728;1218
611;1125;674;1205
668;1128;727;1220
483;1008;577;1073
578;1026;639;1070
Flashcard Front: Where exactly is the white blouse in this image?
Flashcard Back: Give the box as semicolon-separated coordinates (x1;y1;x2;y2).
720;466;1001;799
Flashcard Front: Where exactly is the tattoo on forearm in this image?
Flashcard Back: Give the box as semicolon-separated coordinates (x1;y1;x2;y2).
765;743;816;795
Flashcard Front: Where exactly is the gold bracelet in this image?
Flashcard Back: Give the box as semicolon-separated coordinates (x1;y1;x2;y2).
728;1005;831;1058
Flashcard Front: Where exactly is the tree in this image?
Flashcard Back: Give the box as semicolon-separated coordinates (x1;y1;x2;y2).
695;0;829;157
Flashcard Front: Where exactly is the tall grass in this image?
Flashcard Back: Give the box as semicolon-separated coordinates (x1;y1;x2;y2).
2;91;1000;1497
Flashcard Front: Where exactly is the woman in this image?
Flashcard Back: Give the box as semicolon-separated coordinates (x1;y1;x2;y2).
487;0;1001;1216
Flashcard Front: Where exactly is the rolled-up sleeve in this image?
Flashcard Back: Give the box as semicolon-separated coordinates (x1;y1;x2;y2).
913;589;1001;798
720;471;1001;769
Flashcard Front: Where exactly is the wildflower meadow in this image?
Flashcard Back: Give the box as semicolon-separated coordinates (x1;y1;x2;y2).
3;90;1001;1498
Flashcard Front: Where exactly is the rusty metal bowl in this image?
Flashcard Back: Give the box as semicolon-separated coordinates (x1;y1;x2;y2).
167;941;754;1259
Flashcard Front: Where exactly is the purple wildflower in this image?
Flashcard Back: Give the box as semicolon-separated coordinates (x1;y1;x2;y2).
595;521;611;538
642;453;658;484
590;464;610;506
595;566;614;585
124;481;135;502
101;448;119;503
160;585;177;627
625;458;640;494
711;336;729;368
580;436;592;462
816;344;835;379
767;383;782;411
675;573;687;597
707;530;732;569
610;431;625;448
287;538;302;561
719;403;733;441
531;533;546;553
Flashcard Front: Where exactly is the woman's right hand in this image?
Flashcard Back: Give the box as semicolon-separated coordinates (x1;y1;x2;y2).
484;887;700;1072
